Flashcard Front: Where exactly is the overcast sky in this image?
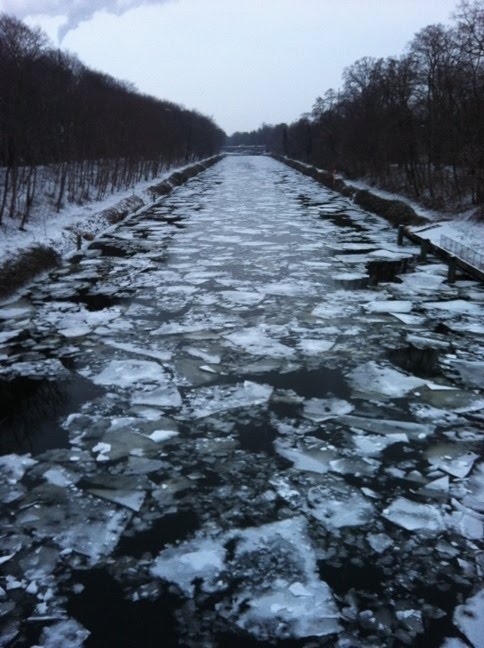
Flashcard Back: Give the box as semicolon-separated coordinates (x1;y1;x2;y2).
2;0;460;134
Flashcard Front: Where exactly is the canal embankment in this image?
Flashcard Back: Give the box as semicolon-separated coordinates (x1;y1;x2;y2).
273;154;484;283
0;155;224;299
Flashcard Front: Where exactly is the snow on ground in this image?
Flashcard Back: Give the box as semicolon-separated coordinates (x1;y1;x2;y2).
1;155;483;280
345;177;484;266
0;160;197;266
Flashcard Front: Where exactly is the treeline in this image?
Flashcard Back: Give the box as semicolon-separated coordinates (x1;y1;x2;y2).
229;1;484;211
0;14;225;227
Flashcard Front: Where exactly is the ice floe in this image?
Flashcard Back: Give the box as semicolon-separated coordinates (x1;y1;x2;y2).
453;589;484;648
183;381;273;419
382;497;445;533
92;359;168;388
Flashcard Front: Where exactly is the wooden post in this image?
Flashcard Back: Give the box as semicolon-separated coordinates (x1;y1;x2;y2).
448;256;457;283
397;225;405;246
420;239;430;261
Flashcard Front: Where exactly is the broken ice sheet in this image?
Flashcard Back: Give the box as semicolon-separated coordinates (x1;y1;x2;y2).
34;618;90;648
151;517;341;640
89;430;159;460
348;361;429;398
426;445;479;478
303;397;354;422
0;454;37;482
453;588;484;648
450;359;484;389
182;381;272;419
219;290;265;305
364;300;413;313
297;338;335;355
340;415;435;440
150;537;226;596
224;327;295;358
423;299;484;316
353;433;409;456
16;487;131;562
382;497;445;533
86;488;145;512
463;463;484;513
367;533;393;554
307;483;375;530
92;359;169;388
131;385;182;408
274;439;335;474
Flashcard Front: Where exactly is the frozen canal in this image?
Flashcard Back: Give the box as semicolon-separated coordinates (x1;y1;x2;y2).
0;156;483;647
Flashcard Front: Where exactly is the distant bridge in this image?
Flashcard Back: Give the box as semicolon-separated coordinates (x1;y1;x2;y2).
222;145;267;155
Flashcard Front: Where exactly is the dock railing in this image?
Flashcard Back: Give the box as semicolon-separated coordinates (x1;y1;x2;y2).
440;235;484;270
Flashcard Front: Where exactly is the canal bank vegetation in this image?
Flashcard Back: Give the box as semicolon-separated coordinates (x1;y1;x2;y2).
229;1;484;217
0;155;224;299
0;13;225;230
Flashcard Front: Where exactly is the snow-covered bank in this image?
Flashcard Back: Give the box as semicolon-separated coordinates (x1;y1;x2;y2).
0;156;223;298
274;155;484;277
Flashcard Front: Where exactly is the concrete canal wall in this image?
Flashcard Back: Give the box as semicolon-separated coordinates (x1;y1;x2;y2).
0;155;224;299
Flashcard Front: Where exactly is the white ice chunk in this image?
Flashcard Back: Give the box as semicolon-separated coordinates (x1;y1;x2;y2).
185;347;221;364
131;385;182;408
391;313;426;325
92;442;111;455
220;290;265;305
224;327;295;358
288;582;312;597
34;618;90;648
453;589;484;648
59;326;92;338
237;583;341;640
340;415;434;439
0;454;37;482
365;300;413;313
87;488;145;512
149;430;179;443
92;359;167;388
441;639;469;648
229;517;341;639
382;497;445;533
0;307;32;320
430;452;479;479
0;330;21;343
298;338;335;355
275;441;334;474
308;486;374;529
0;553;16;566
303;397;353;422
185;381;272;419
103;339;172;362
353;433;408;456
43;468;75;488
463;464;484;513
424;300;483;315
367;533;393;554
451;360;484;389
424;476;450;492
349;361;428;397
151;539;226;596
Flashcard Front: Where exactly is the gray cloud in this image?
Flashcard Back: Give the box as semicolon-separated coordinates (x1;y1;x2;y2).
0;0;174;41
